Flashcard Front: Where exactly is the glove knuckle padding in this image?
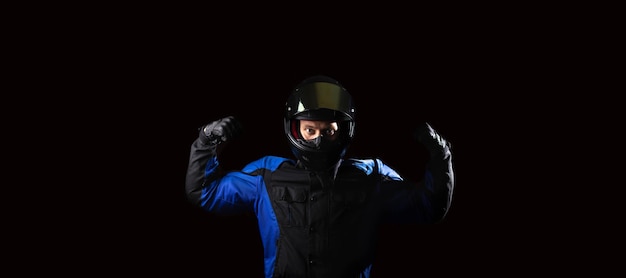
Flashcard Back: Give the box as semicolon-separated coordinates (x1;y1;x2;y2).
199;116;243;146
415;122;451;158
220;117;240;140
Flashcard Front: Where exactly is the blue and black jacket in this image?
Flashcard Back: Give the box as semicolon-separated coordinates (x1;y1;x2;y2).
185;126;454;278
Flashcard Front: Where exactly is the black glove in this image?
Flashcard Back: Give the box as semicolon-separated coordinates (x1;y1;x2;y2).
198;116;244;146
414;122;452;159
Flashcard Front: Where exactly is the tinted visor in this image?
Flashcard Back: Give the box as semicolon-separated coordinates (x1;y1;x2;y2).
286;82;355;121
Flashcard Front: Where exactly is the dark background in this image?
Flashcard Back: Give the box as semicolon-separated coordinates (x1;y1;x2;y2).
12;9;619;277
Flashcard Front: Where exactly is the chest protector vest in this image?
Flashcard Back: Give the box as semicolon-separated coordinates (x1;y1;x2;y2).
267;163;382;278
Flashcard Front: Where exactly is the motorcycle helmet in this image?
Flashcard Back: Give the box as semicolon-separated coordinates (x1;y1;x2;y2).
284;75;356;171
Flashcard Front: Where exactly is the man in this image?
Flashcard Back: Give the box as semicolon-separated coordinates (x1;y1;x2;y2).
185;75;454;278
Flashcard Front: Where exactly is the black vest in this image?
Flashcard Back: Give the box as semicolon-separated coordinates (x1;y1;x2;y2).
267;162;381;278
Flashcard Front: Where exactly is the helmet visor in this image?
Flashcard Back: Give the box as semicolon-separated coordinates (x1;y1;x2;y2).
286;82;354;121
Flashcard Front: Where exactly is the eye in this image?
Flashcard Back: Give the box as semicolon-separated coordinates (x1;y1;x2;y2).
324;129;336;136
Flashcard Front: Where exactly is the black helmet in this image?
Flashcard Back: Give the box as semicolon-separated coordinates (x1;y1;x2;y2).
284;75;356;171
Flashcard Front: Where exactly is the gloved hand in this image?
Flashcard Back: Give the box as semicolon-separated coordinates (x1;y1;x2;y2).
198;116;244;146
414;122;452;159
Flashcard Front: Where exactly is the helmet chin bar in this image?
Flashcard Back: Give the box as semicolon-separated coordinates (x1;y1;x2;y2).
299;137;322;149
291;136;346;171
297;136;338;150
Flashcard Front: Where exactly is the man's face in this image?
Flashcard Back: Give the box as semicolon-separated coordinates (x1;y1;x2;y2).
299;120;339;141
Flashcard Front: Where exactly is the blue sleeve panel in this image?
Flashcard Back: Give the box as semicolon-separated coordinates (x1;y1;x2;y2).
200;155;288;277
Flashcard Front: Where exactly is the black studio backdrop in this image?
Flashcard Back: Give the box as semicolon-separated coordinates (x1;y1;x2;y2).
18;10;610;276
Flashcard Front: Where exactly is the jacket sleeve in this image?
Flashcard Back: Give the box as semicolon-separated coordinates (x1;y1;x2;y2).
185;137;218;207
415;122;454;222
378;123;454;224
185;137;259;214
